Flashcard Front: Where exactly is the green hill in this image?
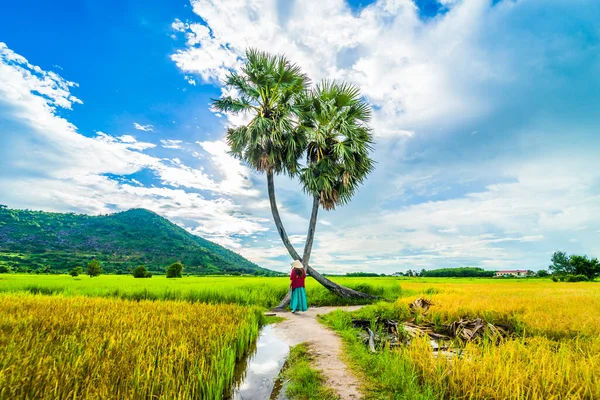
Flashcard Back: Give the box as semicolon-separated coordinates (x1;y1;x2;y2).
0;206;276;275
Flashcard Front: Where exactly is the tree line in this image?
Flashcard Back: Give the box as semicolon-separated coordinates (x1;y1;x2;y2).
66;260;185;279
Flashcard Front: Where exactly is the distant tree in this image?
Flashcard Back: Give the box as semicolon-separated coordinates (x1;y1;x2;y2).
420;269;426;277
86;259;103;277
421;267;495;278
345;272;380;277
406;269;414;277
569;255;600;280
549;251;571;275
166;262;183;278
549;251;600;280
526;270;536;277
0;265;10;273
69;266;83;277
566;274;589;282
132;265;152;278
537;269;550;277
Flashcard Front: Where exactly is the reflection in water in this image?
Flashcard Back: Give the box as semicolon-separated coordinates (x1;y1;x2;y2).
232;325;290;400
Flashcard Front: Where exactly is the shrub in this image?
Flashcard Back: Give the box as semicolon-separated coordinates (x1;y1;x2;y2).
537;270;550;277
69;266;83;277
166;262;184;278
0;265;11;273
552;274;590;283
351;283;384;296
86;260;103;277
566;274;589;282
132;265;152;278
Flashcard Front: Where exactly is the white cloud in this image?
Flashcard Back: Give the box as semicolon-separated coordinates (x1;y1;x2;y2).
306;153;600;272
184;75;196;85
172;18;187;32
195;140;258;196
0;42;267;250
160;139;183;149
133;122;154;131
168;0;491;137
166;0;600;273
288;235;305;245
3;0;600;274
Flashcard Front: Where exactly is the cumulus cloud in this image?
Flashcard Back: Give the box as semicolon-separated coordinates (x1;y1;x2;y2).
196;140;258;197
169;0;600;272
0;42;267;247
168;0;485;136
2;0;600;273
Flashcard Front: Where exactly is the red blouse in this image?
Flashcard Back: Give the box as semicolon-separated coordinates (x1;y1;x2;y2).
290;269;306;289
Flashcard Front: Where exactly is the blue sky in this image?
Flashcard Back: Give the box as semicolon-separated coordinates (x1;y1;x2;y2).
1;0;599;273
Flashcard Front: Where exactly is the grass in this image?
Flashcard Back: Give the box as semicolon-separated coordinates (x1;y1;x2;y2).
0;274;405;308
320;279;600;399
0;293;263;399
282;343;339;400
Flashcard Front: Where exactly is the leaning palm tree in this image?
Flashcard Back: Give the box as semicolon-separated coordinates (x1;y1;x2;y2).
213;49;373;307
295;80;376;288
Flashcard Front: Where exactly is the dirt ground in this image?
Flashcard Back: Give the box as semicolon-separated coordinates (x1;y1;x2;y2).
272;306;365;399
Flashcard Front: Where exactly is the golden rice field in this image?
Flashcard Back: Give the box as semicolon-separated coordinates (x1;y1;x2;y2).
325;279;600;399
1;276;599;399
0;294;262;400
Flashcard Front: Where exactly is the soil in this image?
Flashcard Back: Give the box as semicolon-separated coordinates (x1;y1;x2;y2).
272;306;365;399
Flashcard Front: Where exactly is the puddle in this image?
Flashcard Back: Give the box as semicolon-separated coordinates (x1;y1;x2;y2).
231;324;290;400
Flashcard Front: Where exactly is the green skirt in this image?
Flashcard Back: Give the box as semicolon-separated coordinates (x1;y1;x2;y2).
290;287;308;312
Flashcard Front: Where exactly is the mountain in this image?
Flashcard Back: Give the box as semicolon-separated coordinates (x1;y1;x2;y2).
0;206;276;275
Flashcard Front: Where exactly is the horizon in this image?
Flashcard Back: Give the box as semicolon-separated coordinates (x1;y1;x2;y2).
1;0;599;274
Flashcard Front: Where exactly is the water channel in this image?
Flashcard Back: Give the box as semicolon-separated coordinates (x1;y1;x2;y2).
231;324;291;400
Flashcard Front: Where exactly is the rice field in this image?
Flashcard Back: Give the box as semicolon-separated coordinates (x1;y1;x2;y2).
1;275;598;399
0;294;262;399
322;279;600;399
0;274;404;307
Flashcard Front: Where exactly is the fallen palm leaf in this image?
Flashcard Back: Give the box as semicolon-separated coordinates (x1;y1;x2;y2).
353;299;511;354
409;297;433;313
448;318;509;343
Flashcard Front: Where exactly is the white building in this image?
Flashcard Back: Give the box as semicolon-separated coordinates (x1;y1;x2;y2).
495;270;528;277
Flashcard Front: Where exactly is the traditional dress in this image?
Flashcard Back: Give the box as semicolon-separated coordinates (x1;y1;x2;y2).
290;268;308;312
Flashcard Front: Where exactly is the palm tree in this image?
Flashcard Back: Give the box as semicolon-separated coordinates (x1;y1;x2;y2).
213;49;373;308
294;81;376;294
213;48;308;263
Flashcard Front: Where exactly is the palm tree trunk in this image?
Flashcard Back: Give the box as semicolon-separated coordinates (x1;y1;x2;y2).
267;170;301;260
268;172;374;310
301;196;319;268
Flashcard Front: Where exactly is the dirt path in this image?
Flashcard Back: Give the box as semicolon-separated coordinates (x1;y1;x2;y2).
272;306;365;399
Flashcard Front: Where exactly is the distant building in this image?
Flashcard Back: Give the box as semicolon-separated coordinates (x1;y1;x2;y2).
495;270;528;277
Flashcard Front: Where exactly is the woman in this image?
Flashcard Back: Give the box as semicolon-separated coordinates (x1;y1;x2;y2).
290;260;308;313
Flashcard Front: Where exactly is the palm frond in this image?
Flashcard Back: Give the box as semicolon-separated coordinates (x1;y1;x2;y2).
298;80;375;210
214;48;309;175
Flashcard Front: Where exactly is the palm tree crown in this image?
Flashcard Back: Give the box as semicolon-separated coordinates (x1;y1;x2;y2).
298;81;375;210
212;49;309;176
